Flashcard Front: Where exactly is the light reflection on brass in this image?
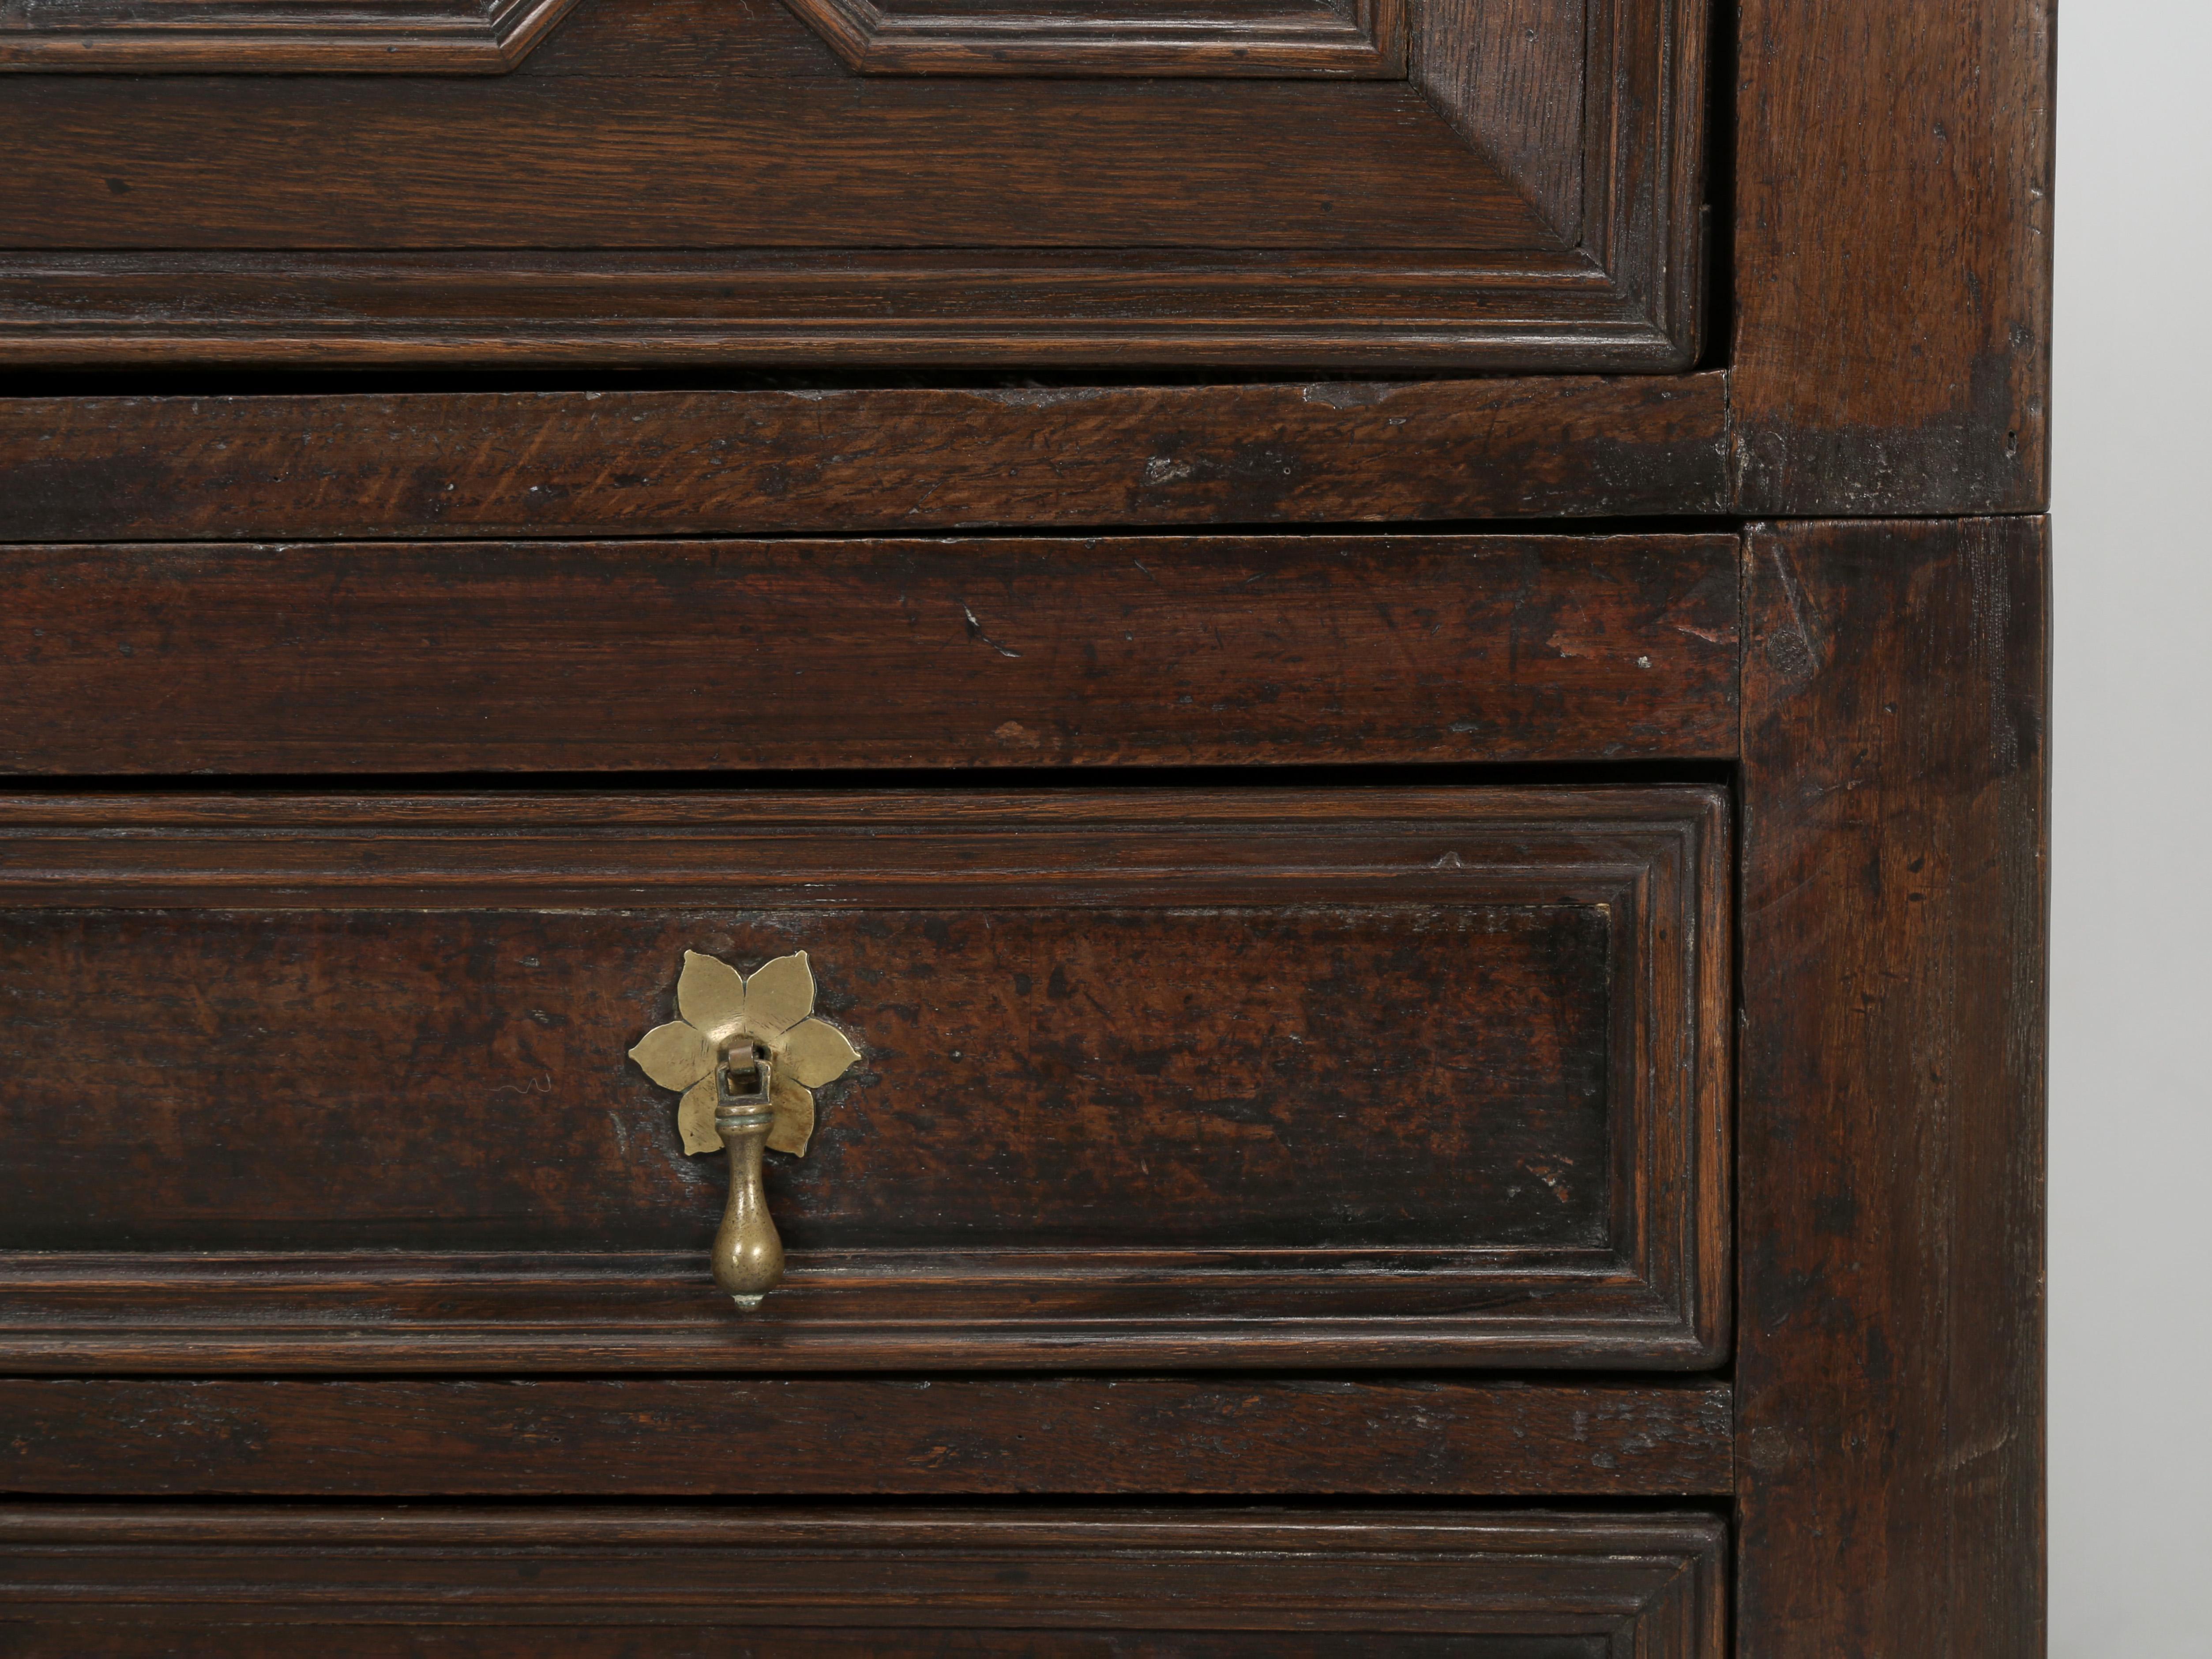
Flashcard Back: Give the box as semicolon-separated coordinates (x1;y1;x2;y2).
628;949;863;1309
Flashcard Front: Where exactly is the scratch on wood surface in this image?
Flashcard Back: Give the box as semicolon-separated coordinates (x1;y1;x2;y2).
1942;1424;2018;1476
1761;545;1825;685
960;604;1022;659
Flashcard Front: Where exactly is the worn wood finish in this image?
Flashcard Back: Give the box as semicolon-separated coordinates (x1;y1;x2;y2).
0;0;585;73
0;0;2059;1631
0;0;1702;366
0;786;1730;1371
0;1507;1730;1656
7;909;1621;1252
0;534;1741;774
1730;0;2054;513
1736;519;2047;1654
0;1378;1734;1496
0;376;1730;541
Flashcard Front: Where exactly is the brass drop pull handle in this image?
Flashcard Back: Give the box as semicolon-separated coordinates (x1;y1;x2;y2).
711;1038;785;1306
627;949;864;1312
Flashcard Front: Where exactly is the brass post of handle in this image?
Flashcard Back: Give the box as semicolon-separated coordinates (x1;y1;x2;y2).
712;1038;785;1307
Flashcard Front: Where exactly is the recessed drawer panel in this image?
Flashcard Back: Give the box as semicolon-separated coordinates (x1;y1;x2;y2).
0;786;1728;1371
0;1507;1728;1658
0;0;1704;370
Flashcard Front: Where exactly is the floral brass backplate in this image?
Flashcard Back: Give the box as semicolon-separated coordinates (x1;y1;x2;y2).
628;949;862;1158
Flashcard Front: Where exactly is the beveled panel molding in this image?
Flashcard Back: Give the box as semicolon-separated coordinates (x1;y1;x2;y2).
786;0;1403;77
0;0;584;73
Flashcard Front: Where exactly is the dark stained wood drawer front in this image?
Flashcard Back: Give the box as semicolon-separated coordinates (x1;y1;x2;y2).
0;1378;1735;1499
0;0;1705;369
0;1508;1728;1657
0;786;1728;1371
0;533;1740;775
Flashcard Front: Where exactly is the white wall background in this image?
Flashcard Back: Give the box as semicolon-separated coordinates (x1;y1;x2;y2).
2049;3;2212;1652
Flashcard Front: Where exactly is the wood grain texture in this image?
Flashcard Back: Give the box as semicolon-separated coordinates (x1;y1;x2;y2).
0;0;583;73
1414;0;1586;240
0;534;1741;774
0;1377;1734;1496
1730;0;2054;512
0;1506;1729;1656
4;907;1620;1253
8;84;1534;251
1736;519;2047;1653
787;0;1403;76
0;0;1701;366
0;376;1731;541
0;786;1731;1372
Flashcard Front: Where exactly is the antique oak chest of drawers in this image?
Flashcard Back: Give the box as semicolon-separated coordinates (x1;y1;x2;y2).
0;0;2048;1649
